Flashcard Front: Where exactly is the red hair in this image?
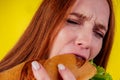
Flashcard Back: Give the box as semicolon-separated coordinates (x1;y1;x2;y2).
0;0;76;72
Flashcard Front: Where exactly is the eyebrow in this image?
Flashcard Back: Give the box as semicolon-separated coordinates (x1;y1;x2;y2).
70;12;90;21
94;23;107;32
70;12;107;32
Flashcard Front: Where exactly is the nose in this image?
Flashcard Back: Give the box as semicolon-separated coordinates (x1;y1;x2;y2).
75;29;92;49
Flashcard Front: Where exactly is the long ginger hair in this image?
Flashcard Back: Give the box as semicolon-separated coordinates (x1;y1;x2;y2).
0;0;114;72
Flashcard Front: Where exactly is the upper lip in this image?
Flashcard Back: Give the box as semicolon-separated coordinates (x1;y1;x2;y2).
59;47;90;60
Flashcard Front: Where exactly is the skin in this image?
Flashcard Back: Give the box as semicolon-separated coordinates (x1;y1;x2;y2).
31;0;110;80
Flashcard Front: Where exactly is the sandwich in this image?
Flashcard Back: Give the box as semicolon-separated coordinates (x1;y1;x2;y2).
0;54;112;80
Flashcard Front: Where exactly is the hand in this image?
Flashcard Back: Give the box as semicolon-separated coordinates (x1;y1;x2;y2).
31;61;76;80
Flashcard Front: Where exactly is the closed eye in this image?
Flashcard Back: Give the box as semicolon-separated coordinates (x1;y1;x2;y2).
93;30;104;39
93;23;107;39
67;19;79;25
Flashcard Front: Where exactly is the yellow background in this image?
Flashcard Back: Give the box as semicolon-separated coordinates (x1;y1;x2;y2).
0;0;120;79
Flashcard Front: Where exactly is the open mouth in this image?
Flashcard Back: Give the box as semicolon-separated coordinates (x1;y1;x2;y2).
75;54;86;61
75;54;86;67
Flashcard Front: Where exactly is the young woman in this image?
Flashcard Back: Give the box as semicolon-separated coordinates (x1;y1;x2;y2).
0;0;114;79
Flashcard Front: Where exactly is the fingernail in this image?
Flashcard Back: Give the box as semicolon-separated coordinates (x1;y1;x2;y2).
31;61;40;70
58;64;65;70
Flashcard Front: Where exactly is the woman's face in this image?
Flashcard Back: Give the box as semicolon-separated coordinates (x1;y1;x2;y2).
49;0;110;60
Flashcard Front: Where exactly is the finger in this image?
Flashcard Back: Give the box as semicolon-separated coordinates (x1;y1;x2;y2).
31;61;50;80
58;64;76;80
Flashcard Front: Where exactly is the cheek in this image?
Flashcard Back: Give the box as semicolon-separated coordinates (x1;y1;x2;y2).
90;40;103;59
49;27;73;57
53;26;76;50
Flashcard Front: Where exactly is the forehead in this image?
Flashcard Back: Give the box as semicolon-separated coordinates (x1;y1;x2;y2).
71;0;110;30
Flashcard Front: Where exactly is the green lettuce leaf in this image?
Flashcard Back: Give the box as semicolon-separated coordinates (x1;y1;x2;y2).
90;60;112;80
